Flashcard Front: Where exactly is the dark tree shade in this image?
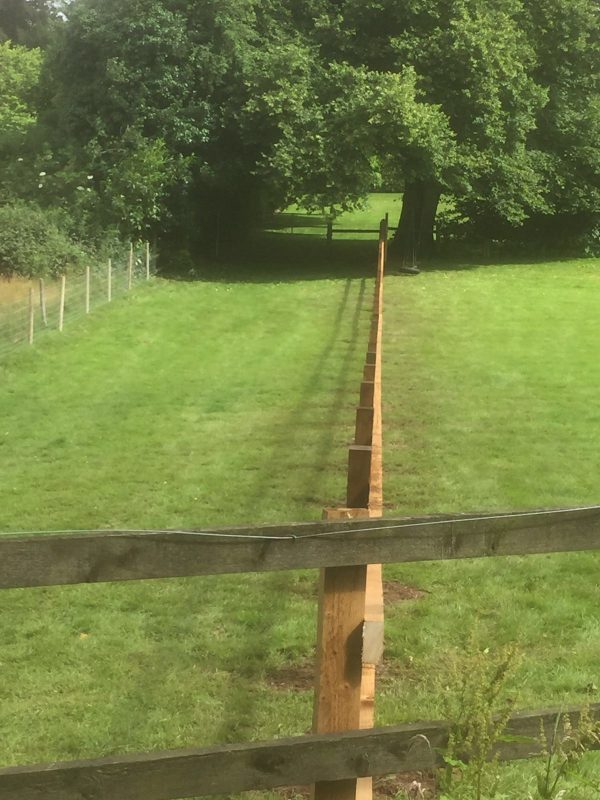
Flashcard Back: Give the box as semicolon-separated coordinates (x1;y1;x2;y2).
0;0;60;47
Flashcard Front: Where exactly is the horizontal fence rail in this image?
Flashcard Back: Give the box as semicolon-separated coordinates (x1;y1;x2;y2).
1;704;598;800
2;506;600;590
3;223;599;800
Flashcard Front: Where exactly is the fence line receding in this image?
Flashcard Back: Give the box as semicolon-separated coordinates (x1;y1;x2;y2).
0;241;155;360
1;225;598;800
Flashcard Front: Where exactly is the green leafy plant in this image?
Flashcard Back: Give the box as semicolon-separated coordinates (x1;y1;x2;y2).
437;635;521;800
534;707;600;799
0;200;86;277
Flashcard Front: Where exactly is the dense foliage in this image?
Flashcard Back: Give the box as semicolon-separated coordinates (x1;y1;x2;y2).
0;201;85;278
0;0;598;264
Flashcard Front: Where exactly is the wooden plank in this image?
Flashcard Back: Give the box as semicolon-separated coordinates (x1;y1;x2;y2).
332;228;382;234
313;559;368;800
2;507;600;589
360;381;375;408
347;446;372;508
314;457;373;799
1;705;597;800
128;243;134;289
58;275;66;332
85;265;91;314
363;364;376;382
354;407;374;446
39;278;47;326
28;287;34;345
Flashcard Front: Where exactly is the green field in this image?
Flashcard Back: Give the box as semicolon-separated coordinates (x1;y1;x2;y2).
1;195;600;798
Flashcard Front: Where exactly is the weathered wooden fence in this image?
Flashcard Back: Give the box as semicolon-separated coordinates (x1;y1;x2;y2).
1;224;600;799
2;508;600;799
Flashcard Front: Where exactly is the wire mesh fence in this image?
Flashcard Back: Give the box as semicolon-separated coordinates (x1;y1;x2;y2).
0;243;156;361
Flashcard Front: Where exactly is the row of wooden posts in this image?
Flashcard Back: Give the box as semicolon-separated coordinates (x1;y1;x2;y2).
3;507;600;798
26;242;151;345
314;215;388;800
3;225;600;799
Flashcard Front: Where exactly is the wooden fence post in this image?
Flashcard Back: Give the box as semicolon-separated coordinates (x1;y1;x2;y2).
85;266;90;314
146;242;150;280
28;287;34;345
58;275;66;332
128;243;134;290
313;220;387;800
107;258;112;302
355;407;374;447
39;278;47;327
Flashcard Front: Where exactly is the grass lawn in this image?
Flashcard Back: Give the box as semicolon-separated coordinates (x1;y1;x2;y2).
1;196;600;798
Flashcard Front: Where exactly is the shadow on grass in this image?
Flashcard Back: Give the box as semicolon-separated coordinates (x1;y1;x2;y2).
215;572;307;744
387;248;589;275
161;232;380;284
213;277;370;743
235;275;367;522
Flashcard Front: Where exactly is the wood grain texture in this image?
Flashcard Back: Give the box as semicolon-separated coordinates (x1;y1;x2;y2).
58;274;66;332
1;705;597;800
354;407;375;447
313;561;368;800
346;446;372;508
28;287;34;345
2;507;600;589
39;278;47;326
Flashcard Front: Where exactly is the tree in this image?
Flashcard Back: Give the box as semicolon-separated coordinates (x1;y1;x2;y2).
297;0;547;263
521;0;600;252
0;40;41;141
0;40;42;203
28;0;600;260
37;0;270;242
0;0;61;48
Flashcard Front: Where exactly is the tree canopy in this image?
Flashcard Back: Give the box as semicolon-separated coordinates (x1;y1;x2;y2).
2;0;599;262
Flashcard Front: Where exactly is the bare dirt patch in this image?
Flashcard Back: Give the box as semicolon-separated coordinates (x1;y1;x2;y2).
384;580;427;603
267;661;315;691
277;773;437;799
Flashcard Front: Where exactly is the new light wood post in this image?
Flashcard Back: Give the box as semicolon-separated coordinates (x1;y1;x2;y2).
128;243;134;290
85;266;90;314
107;258;112;302
58;275;66;332
145;242;150;280
313;218;387;800
313;558;369;800
39;278;47;326
28;287;34;344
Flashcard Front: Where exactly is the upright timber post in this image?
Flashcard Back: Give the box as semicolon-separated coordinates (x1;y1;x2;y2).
313;218;387;800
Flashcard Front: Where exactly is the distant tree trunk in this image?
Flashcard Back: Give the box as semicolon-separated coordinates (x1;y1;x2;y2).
392;180;441;267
